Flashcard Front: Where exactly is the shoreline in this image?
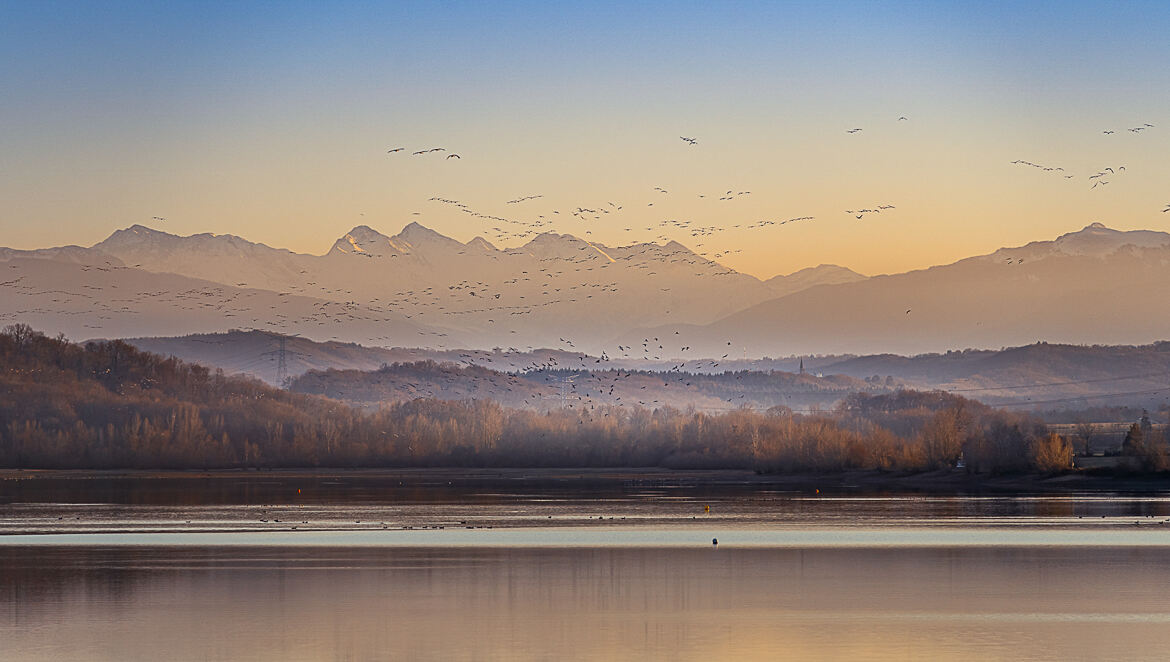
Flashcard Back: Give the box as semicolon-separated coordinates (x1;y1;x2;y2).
2;466;1168;494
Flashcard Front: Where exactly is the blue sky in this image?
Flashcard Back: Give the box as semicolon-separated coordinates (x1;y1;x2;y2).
3;1;1169;276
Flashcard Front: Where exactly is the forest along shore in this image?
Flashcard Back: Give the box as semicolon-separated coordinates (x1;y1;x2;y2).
5;326;1169;480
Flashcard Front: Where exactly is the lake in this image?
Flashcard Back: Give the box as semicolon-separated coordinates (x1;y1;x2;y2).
4;470;1170;660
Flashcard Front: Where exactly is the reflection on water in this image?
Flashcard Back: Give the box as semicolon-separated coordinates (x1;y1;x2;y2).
5;473;1170;660
4;470;1170;536
5;545;1170;661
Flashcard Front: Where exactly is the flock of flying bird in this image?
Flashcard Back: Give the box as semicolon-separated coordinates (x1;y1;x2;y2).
377;122;926;249
1102;123;1155;135
1005;121;1159;192
388;146;461;159
1011;159;1134;190
3;114;1168;413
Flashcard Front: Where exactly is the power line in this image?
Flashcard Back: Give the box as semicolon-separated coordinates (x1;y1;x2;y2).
542;374;579;408
986;386;1170;408
253;329;306;388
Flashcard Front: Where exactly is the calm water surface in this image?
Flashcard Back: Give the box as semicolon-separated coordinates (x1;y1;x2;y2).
4;471;1170;660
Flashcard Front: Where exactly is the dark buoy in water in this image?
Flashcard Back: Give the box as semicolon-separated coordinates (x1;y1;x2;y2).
712;538;718;546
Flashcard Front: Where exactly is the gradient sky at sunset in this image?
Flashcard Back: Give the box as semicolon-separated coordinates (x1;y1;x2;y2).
3;1;1169;277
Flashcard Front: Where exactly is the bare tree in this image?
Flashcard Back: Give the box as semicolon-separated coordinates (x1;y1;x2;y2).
1074;420;1098;456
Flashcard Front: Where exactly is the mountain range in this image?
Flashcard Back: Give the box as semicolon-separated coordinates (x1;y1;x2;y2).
632;223;1170;356
2;221;1168;357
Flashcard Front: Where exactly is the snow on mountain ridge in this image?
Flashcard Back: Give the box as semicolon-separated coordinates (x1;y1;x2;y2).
330;225;395;256
96;224;298;260
990;223;1170;262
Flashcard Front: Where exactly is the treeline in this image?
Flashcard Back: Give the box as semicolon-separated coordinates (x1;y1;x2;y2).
1;324;1157;473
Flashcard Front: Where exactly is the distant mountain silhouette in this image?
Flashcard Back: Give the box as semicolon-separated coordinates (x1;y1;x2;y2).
80;222;850;349
5;222;1170;356
763;264;867;298
0;254;448;345
633;224;1170;356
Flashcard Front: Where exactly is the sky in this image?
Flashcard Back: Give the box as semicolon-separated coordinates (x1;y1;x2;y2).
2;1;1170;278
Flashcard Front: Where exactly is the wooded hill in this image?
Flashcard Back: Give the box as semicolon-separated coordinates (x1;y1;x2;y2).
289;360;875;412
124;331;1170;415
4;324;1155;474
